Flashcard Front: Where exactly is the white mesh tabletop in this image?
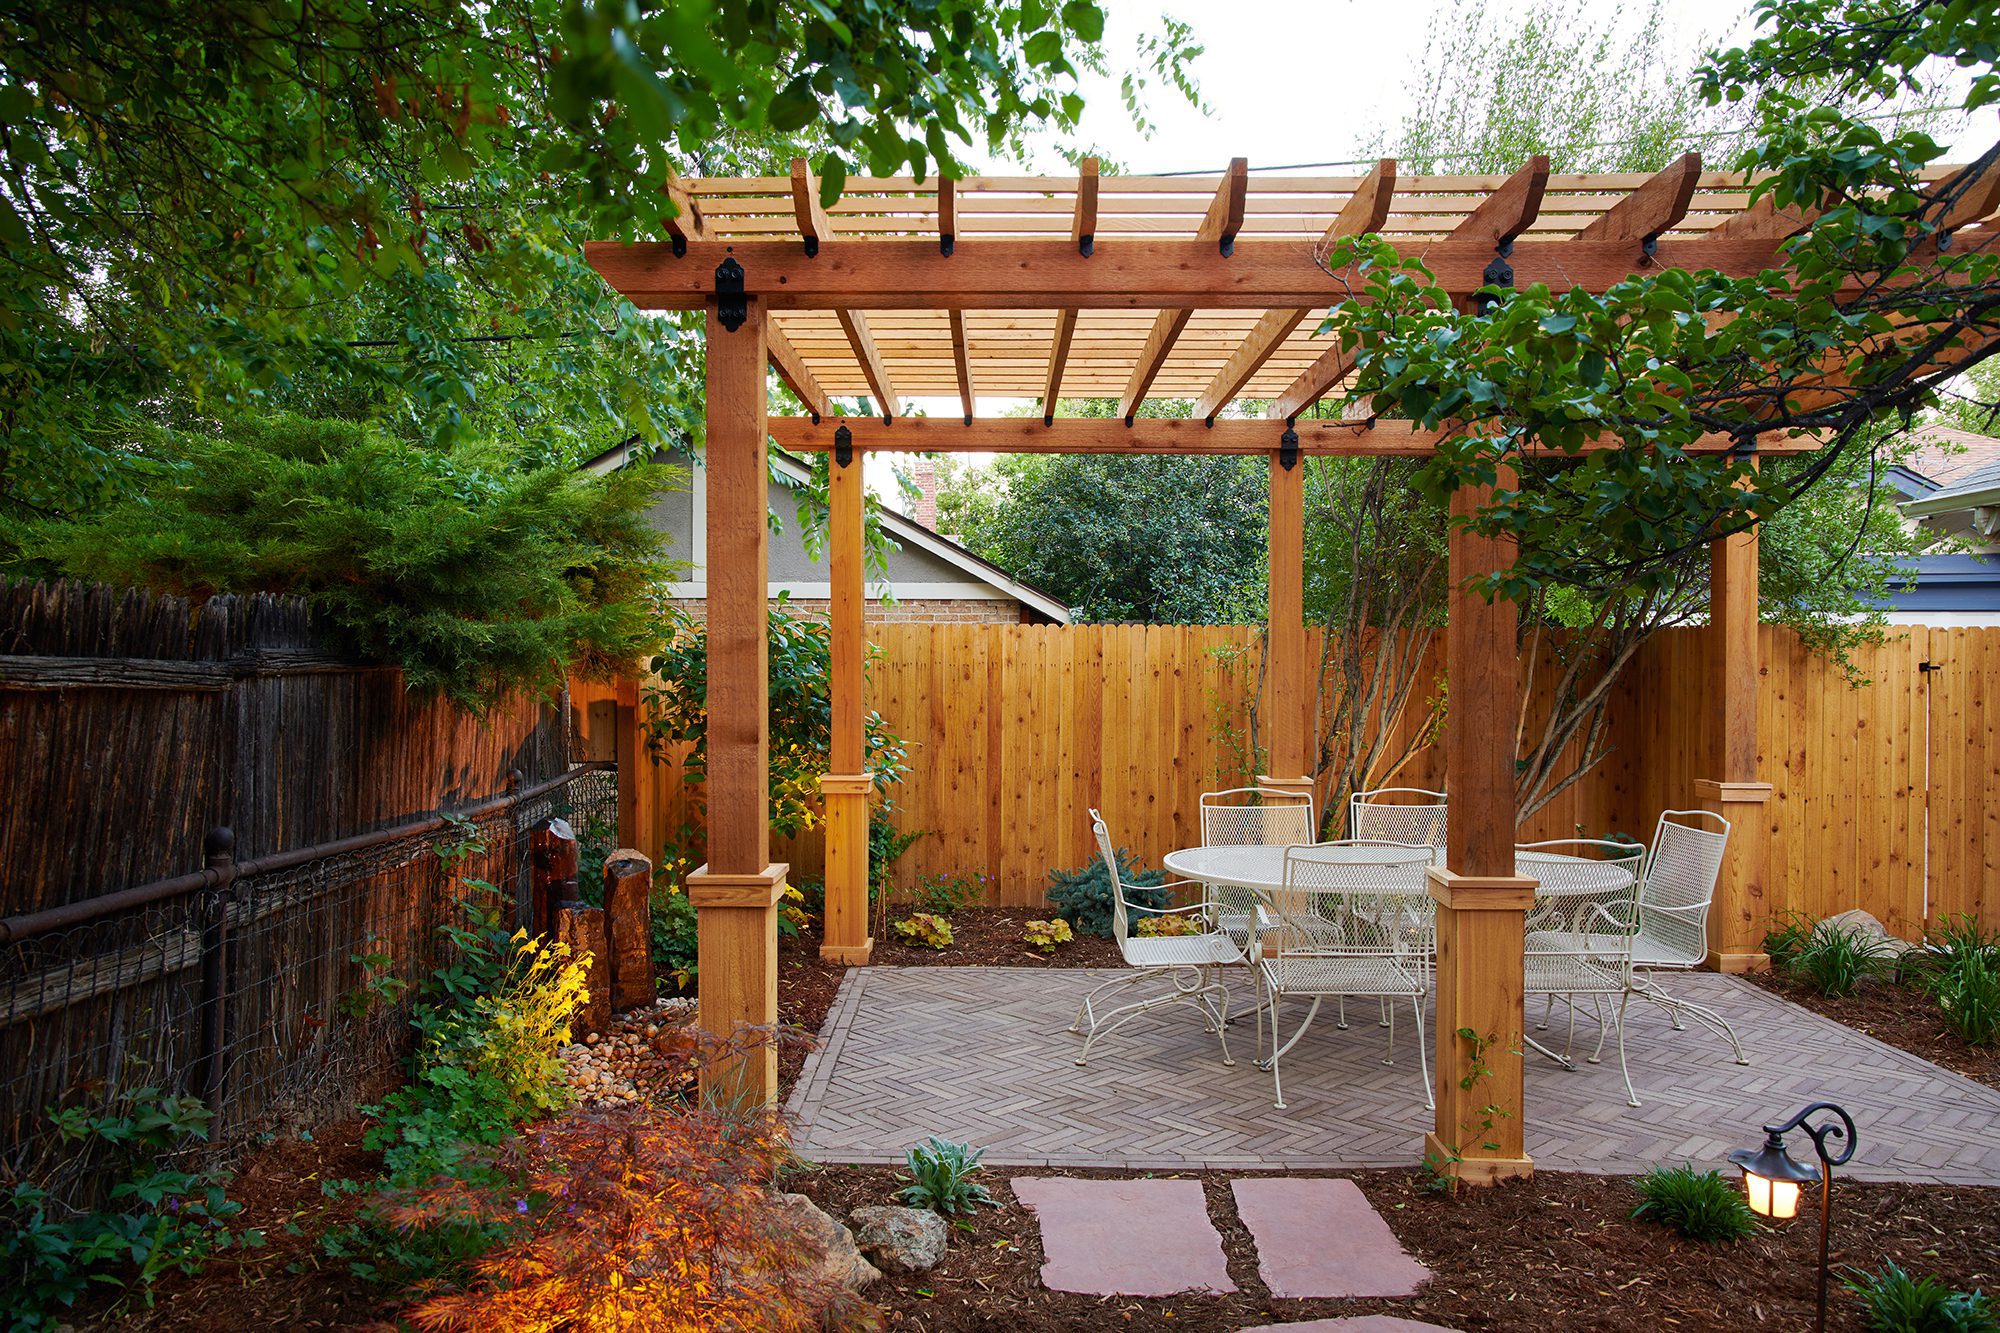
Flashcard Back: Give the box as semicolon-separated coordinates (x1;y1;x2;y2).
1164;845;1631;895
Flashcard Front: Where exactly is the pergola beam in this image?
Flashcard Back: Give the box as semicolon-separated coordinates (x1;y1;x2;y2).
766;322;830;421
1575;152;1701;245
589;231;1859;309
1041;158;1099;422
1192;158;1400;422
769;414;1810;456
1118;159;1249;421
793;159;898;417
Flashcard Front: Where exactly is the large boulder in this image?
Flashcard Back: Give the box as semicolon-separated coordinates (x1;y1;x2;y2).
772;1192;880;1289
849;1204;949;1273
1819;908;1916;960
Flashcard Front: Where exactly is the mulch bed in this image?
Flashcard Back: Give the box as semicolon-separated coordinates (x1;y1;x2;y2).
93;1117;391;1331
789;1162;1998;1332
1744;969;2000;1091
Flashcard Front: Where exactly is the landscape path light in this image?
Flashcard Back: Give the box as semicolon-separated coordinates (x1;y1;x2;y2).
1727;1100;1857;1333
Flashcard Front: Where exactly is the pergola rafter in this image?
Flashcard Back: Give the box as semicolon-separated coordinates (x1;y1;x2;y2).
590;156;1992;1183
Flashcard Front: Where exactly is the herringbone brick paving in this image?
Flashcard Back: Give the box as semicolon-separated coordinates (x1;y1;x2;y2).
784;966;2000;1184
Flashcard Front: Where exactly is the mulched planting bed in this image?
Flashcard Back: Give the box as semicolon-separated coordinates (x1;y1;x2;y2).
1745;969;2000;1091
93;1117;390;1331
789;1162;1998;1332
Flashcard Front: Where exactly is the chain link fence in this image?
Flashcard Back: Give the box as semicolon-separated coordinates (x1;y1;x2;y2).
0;764;618;1210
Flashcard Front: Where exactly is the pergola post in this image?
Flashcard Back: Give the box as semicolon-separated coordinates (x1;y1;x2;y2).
1698;459;1774;971
1259;448;1315;813
1425;475;1536;1186
819;434;874;965
685;300;784;1107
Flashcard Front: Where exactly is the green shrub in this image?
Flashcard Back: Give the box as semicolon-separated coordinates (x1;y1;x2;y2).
1845;1262;1998;1333
1047;848;1169;938
363;886;588;1187
1912;915;2000;1046
897;1137;998;1216
648;849;700;991
1629;1164;1757;1242
1135;913;1202;937
1022;918;1073;953
1;1087;261;1327
890;913;954;949
13;413;674;708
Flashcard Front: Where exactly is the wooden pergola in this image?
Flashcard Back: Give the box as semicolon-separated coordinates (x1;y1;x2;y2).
588;153;1973;1184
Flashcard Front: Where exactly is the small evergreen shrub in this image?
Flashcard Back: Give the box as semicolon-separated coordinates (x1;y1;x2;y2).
897;1137;997;1216
1845;1262;1998;1333
1629;1164;1757;1241
890;913;954;949
1022;918;1073;953
1046;848;1168;938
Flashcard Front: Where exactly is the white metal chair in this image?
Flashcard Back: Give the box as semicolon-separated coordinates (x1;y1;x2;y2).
1252;841;1435;1110
1198;787;1316;962
1350;787;1448;848
1069;809;1239;1068
1521;839;1648;1106
1629;810;1746;1063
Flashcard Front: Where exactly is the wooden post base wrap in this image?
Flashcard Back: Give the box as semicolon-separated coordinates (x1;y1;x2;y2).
1696;779;1776;973
686;862;788;1108
1425;868;1536;1186
819;774;875;965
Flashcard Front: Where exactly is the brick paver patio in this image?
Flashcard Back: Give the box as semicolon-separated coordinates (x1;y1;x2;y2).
784;965;2000;1184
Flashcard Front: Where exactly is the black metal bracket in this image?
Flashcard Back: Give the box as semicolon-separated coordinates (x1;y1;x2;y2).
941;232;956;257
963;413;973;426
1044;412;1055;427
1919;660;1942;673
1938;228;1955;252
803;235;820;258
671;233;687;258
1079;233;1095;257
1640;234;1659;265
1279;426;1300;471
714;257;747;332
1477;239;1514;315
1220;230;1238;258
833;423;854;468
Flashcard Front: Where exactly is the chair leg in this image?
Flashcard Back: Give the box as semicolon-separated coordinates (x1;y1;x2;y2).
1209;978;1235;1067
1336;995;1349;1030
1069;971;1141;1035
1379;996;1391;1029
1615;990;1639;1108
1633;976;1750;1065
1382;998;1396;1066
1536;992;1555;1032
1413;992;1433;1112
1267;991;1287;1110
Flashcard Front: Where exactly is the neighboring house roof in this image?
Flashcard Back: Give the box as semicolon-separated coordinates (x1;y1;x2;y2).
581;440;1071;623
1906;424;2000;489
1863;552;2000;613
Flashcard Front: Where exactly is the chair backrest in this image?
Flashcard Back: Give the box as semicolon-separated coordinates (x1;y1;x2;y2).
1350;787;1448;848
1637;809;1731;965
1272;841;1434;959
1518;839;1648;962
1088;808;1134;950
1201;787;1316;847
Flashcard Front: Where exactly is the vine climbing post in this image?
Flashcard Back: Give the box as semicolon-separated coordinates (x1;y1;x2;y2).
820;426;875;965
1425;472;1536;1186
1699;452;1774;971
685;296;784;1108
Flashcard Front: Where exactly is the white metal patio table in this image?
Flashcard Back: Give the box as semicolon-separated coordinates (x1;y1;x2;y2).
1161;844;1641;1069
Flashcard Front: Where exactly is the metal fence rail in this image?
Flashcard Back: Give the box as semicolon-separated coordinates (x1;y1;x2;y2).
0;764;617;1210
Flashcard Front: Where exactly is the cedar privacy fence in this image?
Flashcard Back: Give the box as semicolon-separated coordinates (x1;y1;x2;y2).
587;621;1996;939
0;581;617;1209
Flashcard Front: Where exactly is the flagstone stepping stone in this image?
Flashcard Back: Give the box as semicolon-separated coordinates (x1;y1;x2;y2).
1232;1312;1456;1320
1230;1178;1430;1299
1012;1177;1236;1296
